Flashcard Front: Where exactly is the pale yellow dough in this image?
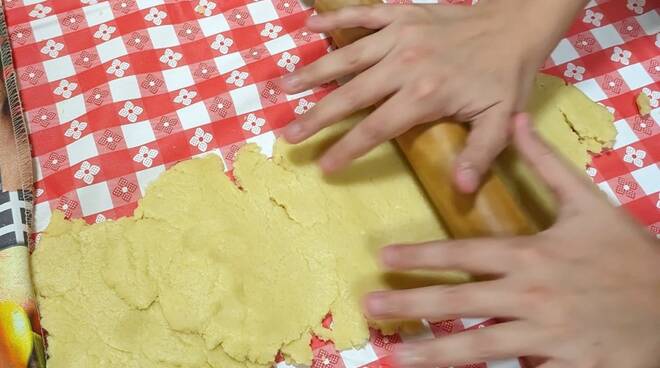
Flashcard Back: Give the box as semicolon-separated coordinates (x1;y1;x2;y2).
32;112;451;368
498;74;616;226
636;92;651;116
32;74;616;368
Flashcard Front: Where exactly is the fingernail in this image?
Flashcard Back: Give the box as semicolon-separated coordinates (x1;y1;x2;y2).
514;112;530;127
284;122;303;142
318;156;339;174
394;345;422;367
306;15;323;27
365;293;388;316
282;74;300;91
456;163;479;193
380;246;397;268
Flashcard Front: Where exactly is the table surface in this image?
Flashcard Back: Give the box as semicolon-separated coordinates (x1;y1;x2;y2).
0;0;658;367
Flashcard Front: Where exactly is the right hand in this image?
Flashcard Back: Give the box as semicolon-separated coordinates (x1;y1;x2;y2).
282;0;585;192
364;114;660;368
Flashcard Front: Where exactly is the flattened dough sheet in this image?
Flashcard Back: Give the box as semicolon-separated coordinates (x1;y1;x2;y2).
32;74;616;368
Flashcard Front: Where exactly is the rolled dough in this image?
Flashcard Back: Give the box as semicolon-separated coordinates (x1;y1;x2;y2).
636;92;651;116
32;74;616;368
32;112;452;368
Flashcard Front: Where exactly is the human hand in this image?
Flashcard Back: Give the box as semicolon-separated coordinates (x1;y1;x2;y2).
364;114;660;368
282;0;585;192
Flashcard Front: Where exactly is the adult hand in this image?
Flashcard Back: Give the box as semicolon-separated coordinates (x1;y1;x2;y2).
282;0;587;192
364;114;660;368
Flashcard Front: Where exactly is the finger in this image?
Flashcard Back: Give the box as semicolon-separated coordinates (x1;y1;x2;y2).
537;360;568;368
364;282;521;321
380;238;525;275
306;5;398;32
394;321;542;368
283;62;399;144
512;113;591;203
317;88;427;173
454;103;514;193
281;30;393;94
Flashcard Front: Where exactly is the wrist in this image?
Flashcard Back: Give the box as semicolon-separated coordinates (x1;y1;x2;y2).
483;0;588;66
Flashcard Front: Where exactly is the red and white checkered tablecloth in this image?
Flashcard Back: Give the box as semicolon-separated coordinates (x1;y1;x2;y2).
1;0;658;367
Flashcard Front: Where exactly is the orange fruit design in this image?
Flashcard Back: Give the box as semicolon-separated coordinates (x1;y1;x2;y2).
0;301;33;368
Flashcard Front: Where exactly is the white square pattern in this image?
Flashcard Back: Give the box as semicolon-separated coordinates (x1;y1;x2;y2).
109;76;142;102
631;164;660;195
147;25;180;49
265;35;296;55
635;11;660;35
136;0;165;9
590;25;624;49
574;79;608;101
597;182;621;206
96;37;128;63
618;63;654;90
30;15;63;42
461;318;489;329
198;14;230;37
650;107;660;123
136;164;165;195
121;120;156;148
246;131;276;157
42;55;76;82
162;66;195;91
339;345;378;368
77;182;113;216
585;0;598;8
82;2;115;27
56;94;87;123
549;39;579;65
612;119;639;149
66;134;99;166
488;360;524;368
214;53;246;74
230;84;262;115
247;1;279;24
176;102;211;129
34;201;51;232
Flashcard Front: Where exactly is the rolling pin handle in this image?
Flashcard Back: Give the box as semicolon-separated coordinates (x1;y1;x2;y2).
312;0;539;238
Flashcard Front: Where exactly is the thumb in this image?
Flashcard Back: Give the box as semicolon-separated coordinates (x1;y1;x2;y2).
512;113;591;203
454;105;512;193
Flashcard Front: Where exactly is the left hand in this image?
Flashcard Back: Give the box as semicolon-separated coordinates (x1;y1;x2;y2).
364;114;660;368
281;1;583;192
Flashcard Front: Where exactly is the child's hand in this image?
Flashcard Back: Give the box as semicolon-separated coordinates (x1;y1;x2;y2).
282;0;585;192
364;114;660;368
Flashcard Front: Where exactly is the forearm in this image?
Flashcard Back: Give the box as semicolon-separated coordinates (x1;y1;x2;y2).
483;0;589;63
523;0;589;51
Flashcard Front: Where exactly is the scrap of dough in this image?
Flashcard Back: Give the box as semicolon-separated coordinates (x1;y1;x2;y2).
636;92;651;116
497;74;616;227
31;74;616;368
32;112;450;368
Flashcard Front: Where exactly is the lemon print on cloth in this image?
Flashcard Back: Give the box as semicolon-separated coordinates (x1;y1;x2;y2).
0;300;34;368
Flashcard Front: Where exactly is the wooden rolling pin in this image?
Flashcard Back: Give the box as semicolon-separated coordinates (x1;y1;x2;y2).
313;0;538;238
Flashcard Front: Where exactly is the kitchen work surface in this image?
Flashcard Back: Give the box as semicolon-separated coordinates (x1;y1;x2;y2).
31;76;616;368
0;0;659;367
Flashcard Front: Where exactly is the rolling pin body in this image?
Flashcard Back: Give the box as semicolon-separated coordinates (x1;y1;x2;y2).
312;0;538;238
